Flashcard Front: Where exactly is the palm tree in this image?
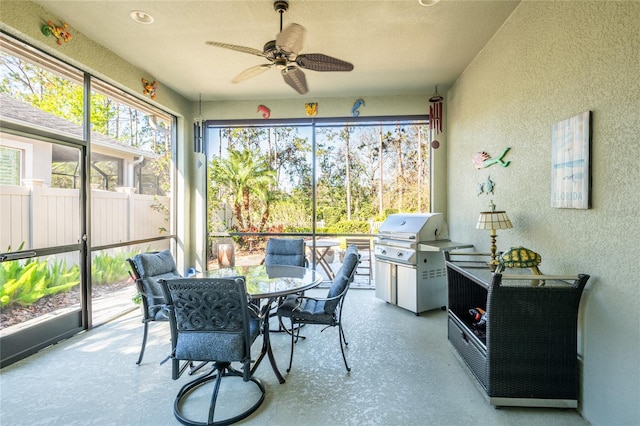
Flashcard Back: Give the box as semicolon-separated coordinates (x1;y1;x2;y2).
210;149;276;231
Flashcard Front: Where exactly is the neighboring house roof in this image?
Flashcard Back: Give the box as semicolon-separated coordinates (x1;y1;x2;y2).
0;93;158;161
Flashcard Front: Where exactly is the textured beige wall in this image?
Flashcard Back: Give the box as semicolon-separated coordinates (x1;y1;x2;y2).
447;2;639;425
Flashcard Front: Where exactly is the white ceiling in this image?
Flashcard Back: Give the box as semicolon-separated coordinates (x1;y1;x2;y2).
33;0;520;102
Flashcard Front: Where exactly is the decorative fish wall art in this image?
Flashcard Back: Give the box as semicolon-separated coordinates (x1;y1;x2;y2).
141;78;157;100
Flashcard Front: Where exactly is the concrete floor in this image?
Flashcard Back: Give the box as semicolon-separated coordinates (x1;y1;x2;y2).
0;288;589;426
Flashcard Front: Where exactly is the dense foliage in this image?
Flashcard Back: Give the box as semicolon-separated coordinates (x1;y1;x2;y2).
208;123;431;240
0;245;135;310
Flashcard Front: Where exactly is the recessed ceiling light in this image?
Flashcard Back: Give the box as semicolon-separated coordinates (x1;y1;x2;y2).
418;0;440;5
130;10;154;24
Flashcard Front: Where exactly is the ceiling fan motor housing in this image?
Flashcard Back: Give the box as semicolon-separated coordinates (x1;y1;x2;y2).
263;40;277;57
274;1;289;14
263;40;288;69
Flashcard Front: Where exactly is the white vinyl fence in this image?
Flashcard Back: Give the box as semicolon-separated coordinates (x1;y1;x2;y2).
0;181;170;251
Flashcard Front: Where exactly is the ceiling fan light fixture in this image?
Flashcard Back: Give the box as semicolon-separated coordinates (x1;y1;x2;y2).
418;0;440;6
130;10;154;24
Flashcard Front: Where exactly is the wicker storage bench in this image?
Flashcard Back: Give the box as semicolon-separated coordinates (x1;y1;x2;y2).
444;252;589;408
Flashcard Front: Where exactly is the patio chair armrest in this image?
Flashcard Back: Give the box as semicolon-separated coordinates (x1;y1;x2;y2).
296;292;343;305
247;301;262;319
132;278;165;303
149;302;169;311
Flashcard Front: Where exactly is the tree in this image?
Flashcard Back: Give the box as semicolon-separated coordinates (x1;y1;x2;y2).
206;121;430;242
210;149;276;231
317;126;355;220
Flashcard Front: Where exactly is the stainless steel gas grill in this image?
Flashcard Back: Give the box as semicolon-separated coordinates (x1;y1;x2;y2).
374;213;472;314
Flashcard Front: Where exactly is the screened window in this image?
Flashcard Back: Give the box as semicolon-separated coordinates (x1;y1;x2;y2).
0;36;85;138
207;118;430;234
205;117;430;270
0;32;177;342
90;80;172;195
0;146;21;185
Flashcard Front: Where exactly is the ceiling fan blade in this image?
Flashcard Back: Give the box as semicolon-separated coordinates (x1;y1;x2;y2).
282;66;308;94
276;23;305;55
205;41;265;57
232;64;272;83
296;54;354;72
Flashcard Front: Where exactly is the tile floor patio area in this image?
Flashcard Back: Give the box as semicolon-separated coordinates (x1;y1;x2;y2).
0;287;589;426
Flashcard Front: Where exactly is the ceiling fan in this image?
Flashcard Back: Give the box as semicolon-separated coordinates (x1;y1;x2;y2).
205;0;354;95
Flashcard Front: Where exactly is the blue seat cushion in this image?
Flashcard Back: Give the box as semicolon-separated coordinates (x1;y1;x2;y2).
278;246;359;321
265;238;306;267
344;244;359;257
175;316;260;362
324;250;359;314
131;250;180;318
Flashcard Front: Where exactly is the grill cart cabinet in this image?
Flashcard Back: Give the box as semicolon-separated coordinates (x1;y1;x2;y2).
444;254;589;408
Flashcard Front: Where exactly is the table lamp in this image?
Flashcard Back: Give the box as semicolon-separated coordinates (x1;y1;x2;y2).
476;201;512;271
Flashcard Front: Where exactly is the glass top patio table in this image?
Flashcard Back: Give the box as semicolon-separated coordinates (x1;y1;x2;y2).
200;264;322;384
203;265;322;298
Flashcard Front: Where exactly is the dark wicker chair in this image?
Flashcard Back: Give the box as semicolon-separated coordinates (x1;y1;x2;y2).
277;245;360;372
159;276;265;426
127;250;180;365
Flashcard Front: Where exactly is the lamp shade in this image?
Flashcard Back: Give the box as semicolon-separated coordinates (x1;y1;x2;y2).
476;211;513;230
